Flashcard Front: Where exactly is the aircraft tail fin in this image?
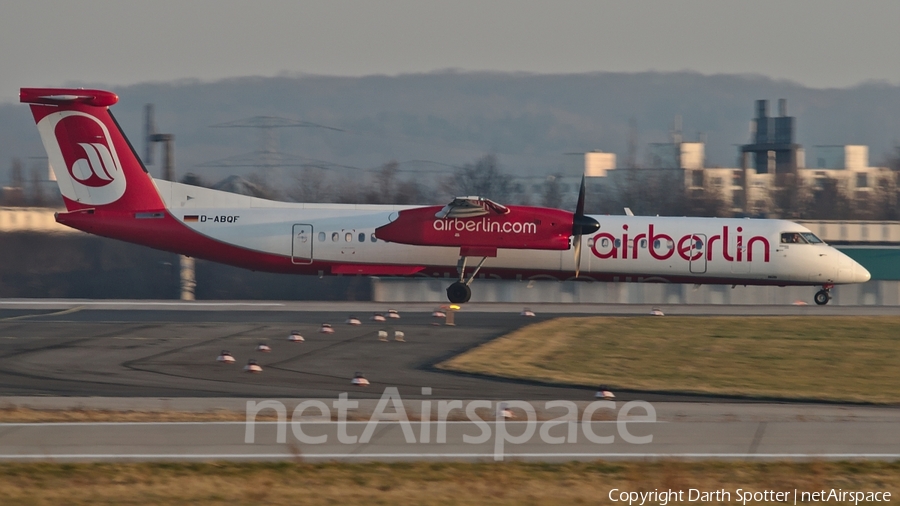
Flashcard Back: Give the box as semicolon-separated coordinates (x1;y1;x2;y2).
20;88;165;213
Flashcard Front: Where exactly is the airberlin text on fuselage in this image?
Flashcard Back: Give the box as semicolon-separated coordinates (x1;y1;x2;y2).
591;224;771;263
433;218;538;234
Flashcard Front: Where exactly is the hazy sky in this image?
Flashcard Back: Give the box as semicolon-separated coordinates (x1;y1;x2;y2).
2;0;899;103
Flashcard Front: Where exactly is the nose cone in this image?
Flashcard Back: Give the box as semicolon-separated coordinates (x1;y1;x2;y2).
839;249;871;284
854;262;872;283
832;249;871;284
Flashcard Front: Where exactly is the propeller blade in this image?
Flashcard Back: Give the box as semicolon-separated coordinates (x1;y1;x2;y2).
574;234;582;278
572;175;600;236
572;175;596;278
575;175;586;217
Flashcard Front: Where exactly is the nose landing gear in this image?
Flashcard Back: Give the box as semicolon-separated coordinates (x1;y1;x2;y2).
446;255;487;304
814;284;833;305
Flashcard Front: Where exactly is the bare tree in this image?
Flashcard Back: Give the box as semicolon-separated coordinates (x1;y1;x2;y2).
29;165;45;207
180;172;210;188
289;167;331;203
540;175;563;208
886;144;900;172
606;168;644;214
392;179;430;205
5;158;25;206
771;173;809;219
332;174;365;204
866;174;900;220
362;161;400;204
444;154;513;202
244;172;279;201
652;170;690;216
591;168;692;217
685;186;729;217
806;176;851;220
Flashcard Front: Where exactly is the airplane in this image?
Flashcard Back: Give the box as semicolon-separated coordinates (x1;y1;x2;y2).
20;87;871;306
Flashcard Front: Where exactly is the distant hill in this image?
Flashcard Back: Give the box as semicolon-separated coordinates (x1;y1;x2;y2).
2;71;899;190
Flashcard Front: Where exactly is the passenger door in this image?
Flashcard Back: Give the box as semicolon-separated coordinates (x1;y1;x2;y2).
689;234;707;274
291;224;314;264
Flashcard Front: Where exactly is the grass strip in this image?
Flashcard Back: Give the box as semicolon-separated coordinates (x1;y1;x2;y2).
0;461;897;505
439;316;900;403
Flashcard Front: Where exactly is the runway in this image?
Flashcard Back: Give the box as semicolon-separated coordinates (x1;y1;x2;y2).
0;300;897;462
1;300;894;399
0;303;583;399
1;403;898;462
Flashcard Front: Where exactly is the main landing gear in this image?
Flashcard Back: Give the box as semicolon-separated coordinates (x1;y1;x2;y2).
814;284;833;306
446;256;488;304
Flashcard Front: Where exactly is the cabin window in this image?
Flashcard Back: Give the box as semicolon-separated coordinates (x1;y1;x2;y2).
614;239;621;248
651;239;674;253
640;239;647;249
694;240;702;250
345;232;352;242
358;232;366;242
370;233;377;243
332;232;339;242
318;232;326;242
601;238;610;248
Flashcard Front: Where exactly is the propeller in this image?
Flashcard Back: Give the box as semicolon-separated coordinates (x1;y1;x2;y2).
572;176;600;278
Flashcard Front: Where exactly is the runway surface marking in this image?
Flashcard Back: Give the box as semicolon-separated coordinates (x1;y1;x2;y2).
0;306;84;322
0;421;658;427
1;453;898;460
0;301;284;307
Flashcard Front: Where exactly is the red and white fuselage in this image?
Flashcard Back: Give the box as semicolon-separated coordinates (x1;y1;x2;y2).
21;88;870;296
150;184;869;286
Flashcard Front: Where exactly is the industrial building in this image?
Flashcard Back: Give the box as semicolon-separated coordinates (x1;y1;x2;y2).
533;98;899;218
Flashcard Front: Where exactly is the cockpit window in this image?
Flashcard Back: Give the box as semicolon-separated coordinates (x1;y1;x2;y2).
800;232;823;244
780;232;807;244
780;232;824;244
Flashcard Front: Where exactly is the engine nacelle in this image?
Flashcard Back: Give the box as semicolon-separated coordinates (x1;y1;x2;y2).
375;205;574;250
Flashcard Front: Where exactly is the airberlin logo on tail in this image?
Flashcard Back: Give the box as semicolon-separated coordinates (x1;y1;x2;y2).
36;111;126;205
71;142;117;186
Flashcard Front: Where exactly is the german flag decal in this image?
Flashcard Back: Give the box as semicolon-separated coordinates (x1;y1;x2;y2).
184;215;199;222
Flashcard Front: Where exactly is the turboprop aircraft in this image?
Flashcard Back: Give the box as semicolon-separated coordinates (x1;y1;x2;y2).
21;88;870;305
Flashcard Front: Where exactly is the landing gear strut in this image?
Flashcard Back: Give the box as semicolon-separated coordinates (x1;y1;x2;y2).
446;256;487;304
814;284;833;306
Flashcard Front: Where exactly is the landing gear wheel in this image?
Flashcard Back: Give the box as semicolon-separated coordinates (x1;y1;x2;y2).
446;282;472;304
814;289;831;306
